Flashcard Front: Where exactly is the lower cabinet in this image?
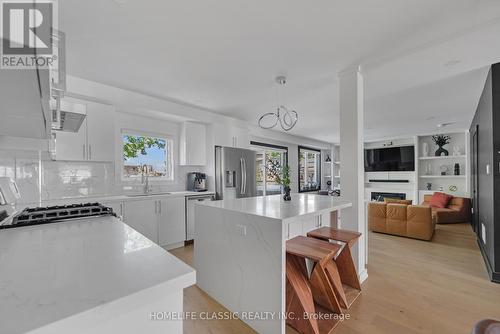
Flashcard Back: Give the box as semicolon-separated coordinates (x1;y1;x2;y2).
119;197;186;248
286;212;332;240
123;199;159;244
158;197;186;248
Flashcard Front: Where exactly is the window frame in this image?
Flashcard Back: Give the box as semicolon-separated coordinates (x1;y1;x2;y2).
250;141;289;196
298;145;322;193
121;129;175;182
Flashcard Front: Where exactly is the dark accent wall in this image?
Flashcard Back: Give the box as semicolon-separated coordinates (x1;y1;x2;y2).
470;64;500;282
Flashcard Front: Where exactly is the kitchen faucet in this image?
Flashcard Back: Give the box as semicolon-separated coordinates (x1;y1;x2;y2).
141;165;152;194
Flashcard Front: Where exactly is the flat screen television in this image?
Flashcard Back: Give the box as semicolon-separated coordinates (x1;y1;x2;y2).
364;146;415;172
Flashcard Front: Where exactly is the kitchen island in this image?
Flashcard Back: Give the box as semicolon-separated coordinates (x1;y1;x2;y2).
194;194;353;334
0;216;195;334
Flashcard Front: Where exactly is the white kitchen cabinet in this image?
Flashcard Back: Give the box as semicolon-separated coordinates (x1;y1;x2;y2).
158;197;186;247
54;97;115;161
213;124;249;149
54;99;87;161
180;121;206;166
86;101;115;161
123;199;159;243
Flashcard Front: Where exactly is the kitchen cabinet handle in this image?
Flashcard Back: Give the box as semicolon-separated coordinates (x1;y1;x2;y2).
158;201;161;214
154;201;157;214
89;145;92;160
82;145;86;160
120;203;123;217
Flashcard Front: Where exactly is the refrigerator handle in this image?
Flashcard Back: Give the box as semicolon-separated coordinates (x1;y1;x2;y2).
240;157;246;195
243;157;247;194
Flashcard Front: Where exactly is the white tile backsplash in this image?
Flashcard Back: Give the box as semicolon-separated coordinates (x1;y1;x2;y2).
0;149;207;204
41;160;115;201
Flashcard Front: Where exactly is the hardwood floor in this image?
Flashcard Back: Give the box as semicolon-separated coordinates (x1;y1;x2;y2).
169;223;500;333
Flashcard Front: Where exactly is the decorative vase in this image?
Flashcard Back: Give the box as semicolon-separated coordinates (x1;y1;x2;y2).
422;142;429;157
283;186;291;201
435;145;449;156
454;163;460;175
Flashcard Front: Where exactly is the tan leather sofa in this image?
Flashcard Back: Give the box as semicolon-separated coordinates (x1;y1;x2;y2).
421;194;471;224
368;202;435;241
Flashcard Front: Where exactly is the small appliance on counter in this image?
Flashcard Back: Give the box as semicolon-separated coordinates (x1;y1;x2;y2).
187;172;208;192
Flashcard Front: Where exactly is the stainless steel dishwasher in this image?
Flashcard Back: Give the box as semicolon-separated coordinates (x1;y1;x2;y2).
186;194;214;241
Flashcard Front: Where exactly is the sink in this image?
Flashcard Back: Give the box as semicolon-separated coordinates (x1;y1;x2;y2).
126;192;171;197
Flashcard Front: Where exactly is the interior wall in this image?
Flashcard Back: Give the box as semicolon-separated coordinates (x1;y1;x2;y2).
470;65;499;282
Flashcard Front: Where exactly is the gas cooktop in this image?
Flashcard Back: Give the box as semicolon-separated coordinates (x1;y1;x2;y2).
0;203;116;230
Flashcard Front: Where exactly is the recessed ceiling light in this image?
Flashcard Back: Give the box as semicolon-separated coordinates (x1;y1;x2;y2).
444;60;461;67
437;122;455;128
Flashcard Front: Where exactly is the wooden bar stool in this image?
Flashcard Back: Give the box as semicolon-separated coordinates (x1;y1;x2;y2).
307;227;362;309
286;236;344;334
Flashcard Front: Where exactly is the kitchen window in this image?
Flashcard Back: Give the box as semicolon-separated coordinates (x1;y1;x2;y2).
298;146;321;192
122;131;174;181
251;141;288;196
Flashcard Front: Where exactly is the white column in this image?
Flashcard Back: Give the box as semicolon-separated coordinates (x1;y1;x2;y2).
338;66;368;282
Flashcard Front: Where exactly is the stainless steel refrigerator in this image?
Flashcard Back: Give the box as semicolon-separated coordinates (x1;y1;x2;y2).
215;146;257;200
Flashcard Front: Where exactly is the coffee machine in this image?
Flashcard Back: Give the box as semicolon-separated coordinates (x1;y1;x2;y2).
187;172;207;192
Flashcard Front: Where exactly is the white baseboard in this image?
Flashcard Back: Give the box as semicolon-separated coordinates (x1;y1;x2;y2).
359;268;368;284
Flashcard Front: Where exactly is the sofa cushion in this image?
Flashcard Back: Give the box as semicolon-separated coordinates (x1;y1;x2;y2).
368;202;387;232
386;204;407;236
384;198;413;205
429;192;453;208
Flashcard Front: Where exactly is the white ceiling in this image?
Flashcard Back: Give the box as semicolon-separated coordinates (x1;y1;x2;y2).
60;0;500;143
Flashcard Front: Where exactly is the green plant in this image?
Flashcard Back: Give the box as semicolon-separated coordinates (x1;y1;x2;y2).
432;134;451;147
280;165;291;188
266;157;291;188
123;135;166;160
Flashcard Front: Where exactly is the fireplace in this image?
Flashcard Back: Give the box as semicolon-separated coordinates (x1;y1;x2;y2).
371;192;406;202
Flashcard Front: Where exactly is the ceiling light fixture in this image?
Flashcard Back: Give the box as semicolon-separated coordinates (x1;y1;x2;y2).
258;76;298;131
437;122;455;128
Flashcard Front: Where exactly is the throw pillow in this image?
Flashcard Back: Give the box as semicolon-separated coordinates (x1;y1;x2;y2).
429;192;453;208
384;198;413;205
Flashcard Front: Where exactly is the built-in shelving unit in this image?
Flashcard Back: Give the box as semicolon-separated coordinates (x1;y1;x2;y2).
321;145;340;191
417;131;470;202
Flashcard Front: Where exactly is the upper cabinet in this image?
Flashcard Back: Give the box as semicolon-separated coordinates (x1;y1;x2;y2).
54;97;115;161
180;121;206;166
213;124;249;149
86;101;115;161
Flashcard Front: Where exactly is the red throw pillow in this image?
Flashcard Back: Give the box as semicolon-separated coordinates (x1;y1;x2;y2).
429;192;453;208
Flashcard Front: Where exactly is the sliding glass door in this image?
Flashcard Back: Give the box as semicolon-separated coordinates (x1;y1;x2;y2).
253;142;288;196
298;146;321;192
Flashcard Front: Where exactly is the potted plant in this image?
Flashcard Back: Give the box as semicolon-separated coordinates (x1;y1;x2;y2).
279;165;292;201
432;134;451;156
266;156;292;201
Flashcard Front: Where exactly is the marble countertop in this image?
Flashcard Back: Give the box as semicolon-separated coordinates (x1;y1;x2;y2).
0;216;196;334
199;194;352;220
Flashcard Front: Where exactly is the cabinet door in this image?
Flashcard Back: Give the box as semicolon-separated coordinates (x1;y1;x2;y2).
301;215;321;234
234;128;250;149
123;199;158;243
55;98;87;161
213;124;233;147
180;122;206;166
158;197;186;247
86;101;115;161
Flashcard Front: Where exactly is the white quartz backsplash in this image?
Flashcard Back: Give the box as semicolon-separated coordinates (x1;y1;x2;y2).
0;149;205;205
